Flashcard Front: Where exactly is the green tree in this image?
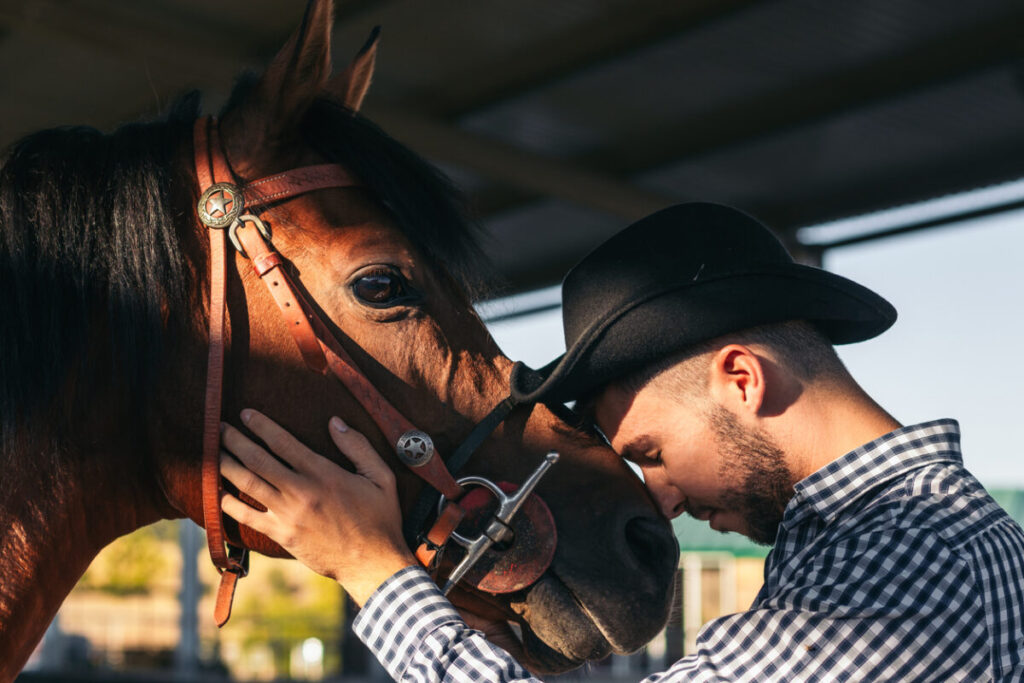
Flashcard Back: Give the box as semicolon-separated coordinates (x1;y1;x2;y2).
80;524;169;595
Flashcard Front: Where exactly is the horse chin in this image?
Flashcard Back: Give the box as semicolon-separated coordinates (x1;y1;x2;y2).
448;577;605;675
517;624;591;674
512;573;613;672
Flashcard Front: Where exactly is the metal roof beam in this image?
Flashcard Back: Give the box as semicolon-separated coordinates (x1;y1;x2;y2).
368;107;674;220
580;11;1024;176
412;0;765;118
753;140;1024;231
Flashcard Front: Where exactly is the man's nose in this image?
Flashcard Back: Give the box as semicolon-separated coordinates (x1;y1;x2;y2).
647;480;686;520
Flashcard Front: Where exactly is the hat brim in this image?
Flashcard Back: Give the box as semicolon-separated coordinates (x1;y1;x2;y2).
510;264;895;405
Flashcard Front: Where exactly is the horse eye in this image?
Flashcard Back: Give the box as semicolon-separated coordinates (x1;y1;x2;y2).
351;270;409;307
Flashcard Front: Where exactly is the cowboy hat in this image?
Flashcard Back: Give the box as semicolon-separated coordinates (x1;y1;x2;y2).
509;202;896;404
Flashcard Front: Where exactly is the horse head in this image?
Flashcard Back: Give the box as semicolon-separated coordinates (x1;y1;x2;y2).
0;0;678;676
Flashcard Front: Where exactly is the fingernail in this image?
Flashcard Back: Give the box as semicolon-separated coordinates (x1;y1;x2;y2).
241;409;252;424
330;416;348;433
219;422;227;434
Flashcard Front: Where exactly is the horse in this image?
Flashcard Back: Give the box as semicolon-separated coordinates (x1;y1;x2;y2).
0;1;678;678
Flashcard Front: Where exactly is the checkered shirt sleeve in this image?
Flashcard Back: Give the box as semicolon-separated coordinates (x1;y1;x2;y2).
356;420;1024;682
354;565;539;682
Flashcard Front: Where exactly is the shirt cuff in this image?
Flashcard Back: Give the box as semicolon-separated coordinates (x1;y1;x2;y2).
354;565;465;680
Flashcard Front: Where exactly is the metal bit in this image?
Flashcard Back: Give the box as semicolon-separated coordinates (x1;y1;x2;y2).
442;452;559;595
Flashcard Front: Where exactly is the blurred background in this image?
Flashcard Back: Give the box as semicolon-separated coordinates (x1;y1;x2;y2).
5;0;1024;679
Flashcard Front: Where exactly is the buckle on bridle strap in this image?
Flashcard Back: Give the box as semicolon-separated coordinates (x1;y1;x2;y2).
228;214;272;258
212;545;249;628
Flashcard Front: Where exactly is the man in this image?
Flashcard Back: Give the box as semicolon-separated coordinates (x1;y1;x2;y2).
219;203;1024;680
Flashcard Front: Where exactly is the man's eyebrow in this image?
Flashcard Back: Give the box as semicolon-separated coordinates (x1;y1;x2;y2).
621;435;654;459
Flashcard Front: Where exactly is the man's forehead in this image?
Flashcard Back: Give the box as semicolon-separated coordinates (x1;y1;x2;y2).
592;380;693;451
591;390;667;461
591;383;639;441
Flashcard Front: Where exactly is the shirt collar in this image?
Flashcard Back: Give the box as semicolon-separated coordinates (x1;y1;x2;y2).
784;419;963;528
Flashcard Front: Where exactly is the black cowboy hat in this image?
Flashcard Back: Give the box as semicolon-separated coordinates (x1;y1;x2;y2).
509;202;896;405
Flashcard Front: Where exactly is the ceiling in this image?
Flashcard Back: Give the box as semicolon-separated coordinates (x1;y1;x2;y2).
3;0;1024;296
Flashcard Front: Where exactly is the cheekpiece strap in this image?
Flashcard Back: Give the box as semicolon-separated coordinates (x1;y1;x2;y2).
193;115;358;627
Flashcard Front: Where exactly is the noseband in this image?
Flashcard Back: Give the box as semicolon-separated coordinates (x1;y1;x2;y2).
193;117;558;625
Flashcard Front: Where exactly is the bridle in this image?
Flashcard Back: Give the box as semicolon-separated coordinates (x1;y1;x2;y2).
193;117;559;626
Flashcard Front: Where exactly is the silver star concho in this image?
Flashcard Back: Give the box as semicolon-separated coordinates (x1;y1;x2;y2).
396;430;435;467
197;182;244;229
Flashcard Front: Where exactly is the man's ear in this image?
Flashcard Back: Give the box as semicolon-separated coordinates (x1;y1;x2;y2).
708;344;766;416
328;26;380;112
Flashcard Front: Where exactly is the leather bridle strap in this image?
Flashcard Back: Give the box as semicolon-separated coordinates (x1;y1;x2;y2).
194;117;243;594
194;117;364;626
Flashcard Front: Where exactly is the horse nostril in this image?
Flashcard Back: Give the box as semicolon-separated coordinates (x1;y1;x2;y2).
625;516;679;575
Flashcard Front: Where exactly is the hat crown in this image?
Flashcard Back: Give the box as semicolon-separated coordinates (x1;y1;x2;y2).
561;203;791;348
507;202;894;406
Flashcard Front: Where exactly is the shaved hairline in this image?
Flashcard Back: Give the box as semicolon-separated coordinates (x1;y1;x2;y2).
576;320;850;421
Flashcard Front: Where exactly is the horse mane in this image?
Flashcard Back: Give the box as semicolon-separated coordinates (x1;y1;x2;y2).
0;81;490;448
0;95;198;448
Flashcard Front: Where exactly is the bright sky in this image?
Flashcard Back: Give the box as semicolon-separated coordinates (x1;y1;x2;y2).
485;191;1024;488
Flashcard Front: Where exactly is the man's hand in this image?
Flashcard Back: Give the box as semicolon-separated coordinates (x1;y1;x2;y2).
219;409;416;606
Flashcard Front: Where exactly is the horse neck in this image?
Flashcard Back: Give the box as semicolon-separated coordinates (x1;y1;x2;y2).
0;432;169;679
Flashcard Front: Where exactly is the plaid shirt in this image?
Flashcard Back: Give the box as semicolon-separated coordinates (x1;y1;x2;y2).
355;420;1024;681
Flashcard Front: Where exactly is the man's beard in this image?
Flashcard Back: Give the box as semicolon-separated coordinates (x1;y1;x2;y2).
706;406;794;546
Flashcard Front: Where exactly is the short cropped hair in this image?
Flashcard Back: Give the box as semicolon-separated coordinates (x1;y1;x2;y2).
577;320;848;418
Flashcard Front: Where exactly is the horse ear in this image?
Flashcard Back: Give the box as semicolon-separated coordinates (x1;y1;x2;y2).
241;0;335;144
328;26;380;113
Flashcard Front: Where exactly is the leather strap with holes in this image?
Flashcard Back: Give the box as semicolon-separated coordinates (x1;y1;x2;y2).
194;117;362;626
194;117;248;627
